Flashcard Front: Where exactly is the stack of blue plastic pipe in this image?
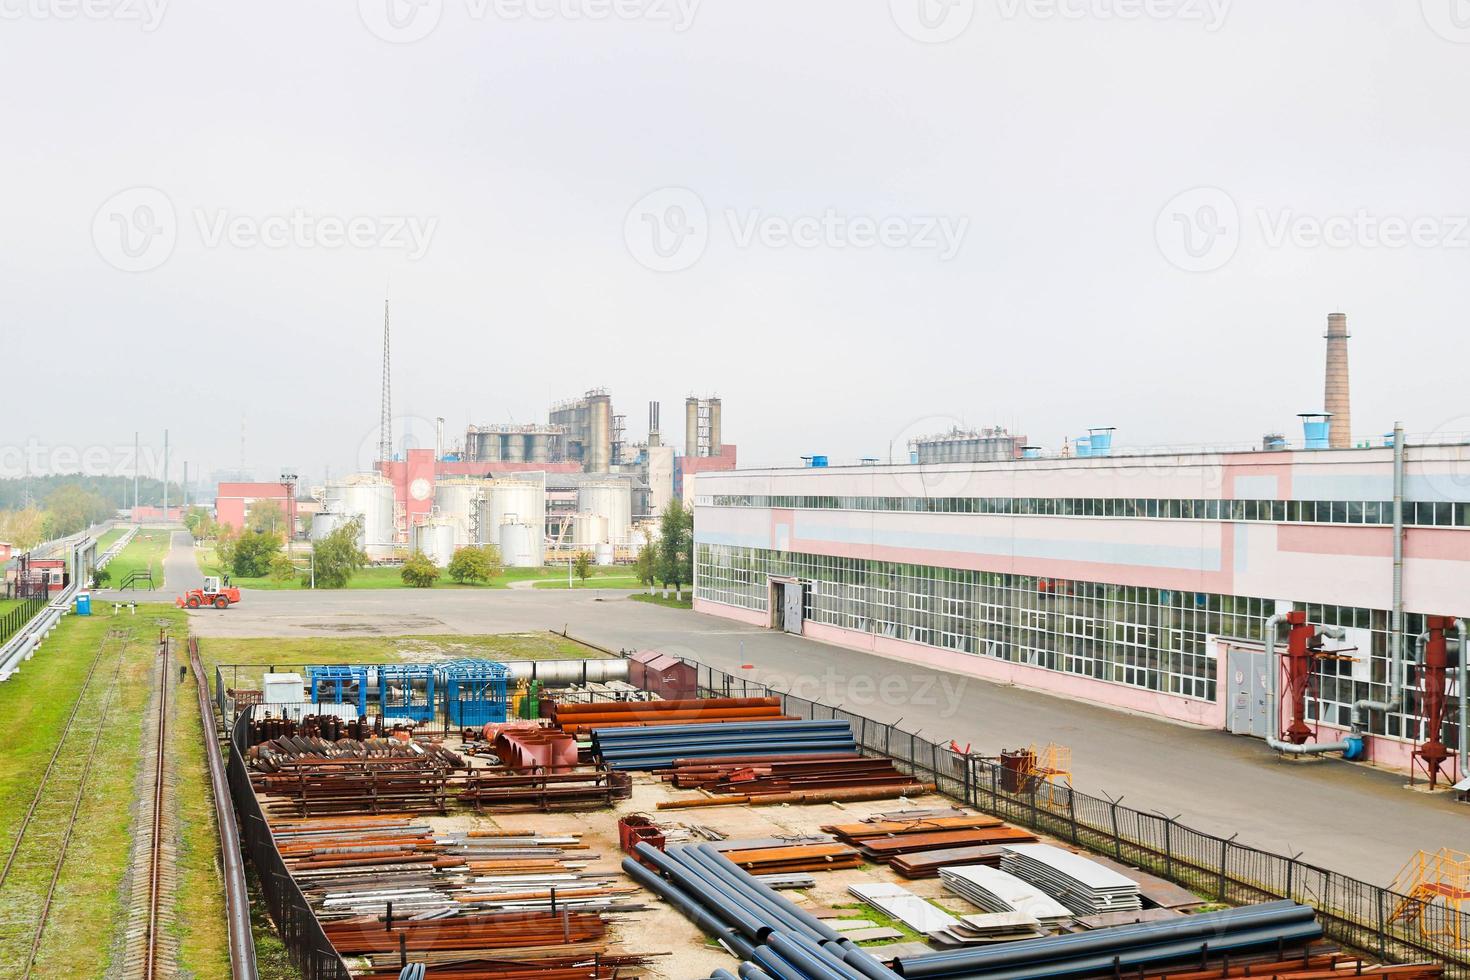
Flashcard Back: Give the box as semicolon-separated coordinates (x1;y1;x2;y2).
592;719;858;771
624;842;900;980
890;900;1322;979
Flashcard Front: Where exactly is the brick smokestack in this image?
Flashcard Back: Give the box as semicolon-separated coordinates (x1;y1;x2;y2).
1324;312;1352;449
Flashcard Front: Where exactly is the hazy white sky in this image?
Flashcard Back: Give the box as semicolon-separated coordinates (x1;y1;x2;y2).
4;0;1469;484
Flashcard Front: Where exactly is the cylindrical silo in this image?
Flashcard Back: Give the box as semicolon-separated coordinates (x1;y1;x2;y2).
412;520;457;567
337;475;397;559
594;542;614;566
709;397;722;455
577;481;632;547
498;522;542;568
480;476;547;550
685;397;699;459
433;479;484;548
310;511;344;542
572;513;609;548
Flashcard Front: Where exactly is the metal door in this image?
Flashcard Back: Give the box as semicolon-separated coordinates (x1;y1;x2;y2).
1227;647;1270;738
782;583;804;635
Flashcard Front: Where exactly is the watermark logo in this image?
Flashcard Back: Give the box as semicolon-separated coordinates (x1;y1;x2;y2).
359;0;699;42
359;0;443;43
996;0;1230;31
0;0;169;30
1157;188;1470;272
92;187;178;274
1155;186;1239;273
625;187;970;272
354;414;445;474
624;187;709;273
91;189;438;272
1421;0;1470;43
0;439;168;480
890;0;975;43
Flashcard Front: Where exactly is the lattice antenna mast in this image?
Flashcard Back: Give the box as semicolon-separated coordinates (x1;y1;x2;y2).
379;296;393;464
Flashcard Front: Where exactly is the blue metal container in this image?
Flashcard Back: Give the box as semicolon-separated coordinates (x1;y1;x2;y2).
75;592;91;616
1299;413;1332;449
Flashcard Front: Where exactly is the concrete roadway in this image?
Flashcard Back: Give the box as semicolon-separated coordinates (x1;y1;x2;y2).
186;587;1468;887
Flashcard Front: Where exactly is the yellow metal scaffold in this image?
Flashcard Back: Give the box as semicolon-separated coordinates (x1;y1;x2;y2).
1388;848;1470;949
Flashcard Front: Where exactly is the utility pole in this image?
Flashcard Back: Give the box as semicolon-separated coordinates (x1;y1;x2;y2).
133;432;140;524
163;429;169;519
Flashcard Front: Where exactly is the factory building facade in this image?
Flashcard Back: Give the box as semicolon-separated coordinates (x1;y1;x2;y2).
691;443;1470;771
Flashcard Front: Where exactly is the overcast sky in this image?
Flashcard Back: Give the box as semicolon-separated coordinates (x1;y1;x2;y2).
4;0;1468;485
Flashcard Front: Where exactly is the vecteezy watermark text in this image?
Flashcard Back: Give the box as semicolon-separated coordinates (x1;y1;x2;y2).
0;439;168;481
358;0;699;43
92;187;437;272
624;187;969;272
1156;187;1470;273
0;0;167;29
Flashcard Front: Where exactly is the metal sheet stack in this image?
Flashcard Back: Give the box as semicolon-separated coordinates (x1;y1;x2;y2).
999;843;1142;915
591;719;859;770
553;696;790;734
938;865;1072;927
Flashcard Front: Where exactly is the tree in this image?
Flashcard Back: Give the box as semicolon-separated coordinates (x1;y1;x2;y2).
247;499;286;536
657;500;694;598
268;552;298;584
184;506;216;541
0;507;46;550
214;525;239;573
43;485;114;537
633;541;658;593
93;565;112;588
312;517;366;589
233;529;282;578
479;543;504;582
447;544;502;585
401;551;440;588
573;550;593;585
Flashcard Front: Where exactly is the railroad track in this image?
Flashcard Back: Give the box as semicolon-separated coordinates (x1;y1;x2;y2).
120;635;178;980
0;628;129;978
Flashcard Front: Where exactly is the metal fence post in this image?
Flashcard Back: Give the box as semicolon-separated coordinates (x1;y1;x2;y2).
1163;817;1174;880
1376;888;1387;961
1218;836;1233;901
1067;789;1079;844
1286;856;1295;903
1109;798;1124;860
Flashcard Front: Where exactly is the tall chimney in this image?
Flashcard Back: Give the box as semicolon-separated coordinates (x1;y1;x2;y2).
1324;312;1352;449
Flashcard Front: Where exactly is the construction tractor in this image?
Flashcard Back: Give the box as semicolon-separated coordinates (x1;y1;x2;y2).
176;576;242;610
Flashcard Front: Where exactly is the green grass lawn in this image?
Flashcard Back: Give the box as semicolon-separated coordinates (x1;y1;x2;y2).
628;591;693;609
200;549;642;592
0;604;227;978
0;598;25;618
102;528;173;590
94;527;127;552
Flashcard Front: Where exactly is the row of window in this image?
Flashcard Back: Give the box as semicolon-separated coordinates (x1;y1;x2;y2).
707;494;1470;528
694;544;1438;740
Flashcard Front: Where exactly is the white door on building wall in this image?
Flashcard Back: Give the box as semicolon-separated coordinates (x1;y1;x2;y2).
1226;646;1271;738
779;582;805;635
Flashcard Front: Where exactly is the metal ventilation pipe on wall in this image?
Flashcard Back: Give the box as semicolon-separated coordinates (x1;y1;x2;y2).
1262;613;1353;755
1350;422;1405;737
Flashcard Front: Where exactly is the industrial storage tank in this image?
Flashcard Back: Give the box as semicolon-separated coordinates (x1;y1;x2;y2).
334;476;397;559
498;522;542;568
594;542;615;566
433;478;484;548
310;511;345;542
412;521;457;567
572;513;609;548
480;477;546;545
576;481;632;547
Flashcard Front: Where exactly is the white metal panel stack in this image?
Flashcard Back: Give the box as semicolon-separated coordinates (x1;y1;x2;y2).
999;843;1142;914
938;865;1072;926
848;882;959;933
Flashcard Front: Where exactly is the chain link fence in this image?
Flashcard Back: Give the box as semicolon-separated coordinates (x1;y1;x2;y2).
679;655;1470;976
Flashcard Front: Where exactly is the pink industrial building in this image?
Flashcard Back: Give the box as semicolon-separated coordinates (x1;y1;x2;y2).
692;440;1470;777
215;483;298;534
